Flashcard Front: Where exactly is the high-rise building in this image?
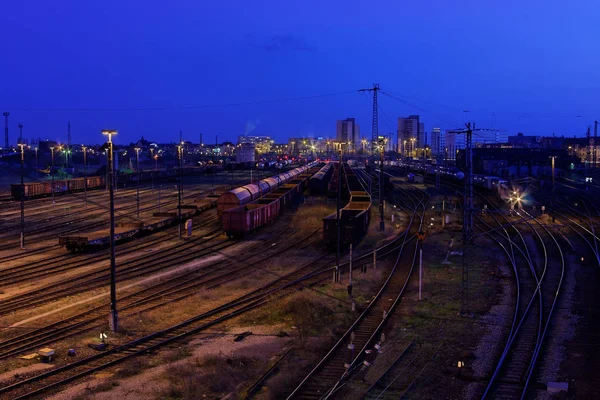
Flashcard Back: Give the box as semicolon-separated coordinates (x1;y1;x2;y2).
445;130;465;161
431;127;442;156
397;115;424;156
336;118;359;147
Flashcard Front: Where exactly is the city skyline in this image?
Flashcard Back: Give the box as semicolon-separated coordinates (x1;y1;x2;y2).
1;1;599;144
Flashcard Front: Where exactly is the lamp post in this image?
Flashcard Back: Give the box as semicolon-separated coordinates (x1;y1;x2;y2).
102;129;119;332
379;138;385;231
50;146;55;204
34;146;38;179
135;147;141;218
177;144;183;238
149;148;155;190
410;138;416;158
335;147;343;283
180;142;185;197
551;155;556;223
82;146;88;209
19;143;25;249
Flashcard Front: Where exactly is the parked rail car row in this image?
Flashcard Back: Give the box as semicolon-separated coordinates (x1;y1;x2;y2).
395;161;513;198
216;162;318;217
9;166;222;200
327;162;350;200
221;165;322;238
323;164;372;248
308;162;333;195
11;176;105;200
58;198;217;252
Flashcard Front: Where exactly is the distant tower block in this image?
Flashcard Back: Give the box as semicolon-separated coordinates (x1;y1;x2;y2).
3;112;9;154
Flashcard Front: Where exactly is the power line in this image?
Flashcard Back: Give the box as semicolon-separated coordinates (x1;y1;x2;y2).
380;90;463;129
1;90;357;112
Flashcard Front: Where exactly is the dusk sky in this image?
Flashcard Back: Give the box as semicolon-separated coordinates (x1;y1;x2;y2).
1;0;599;145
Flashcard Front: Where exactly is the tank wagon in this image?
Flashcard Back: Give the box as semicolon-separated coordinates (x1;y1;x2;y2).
216;162;318;217
221;165;322;238
323;164;372;248
308;163;333;195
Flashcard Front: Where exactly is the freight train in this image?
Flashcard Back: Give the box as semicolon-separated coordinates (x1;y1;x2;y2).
323;164;372;248
308;163;333;195
11;176;105;200
396;160;511;198
221;164;322;238
10;166;216;200
217;162;318;216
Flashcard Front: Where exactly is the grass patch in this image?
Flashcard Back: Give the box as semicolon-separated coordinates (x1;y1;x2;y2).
238;290;351;338
115;357;150;378
160;354;260;399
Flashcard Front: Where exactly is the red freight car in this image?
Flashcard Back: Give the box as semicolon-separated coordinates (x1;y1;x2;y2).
222;165;321;238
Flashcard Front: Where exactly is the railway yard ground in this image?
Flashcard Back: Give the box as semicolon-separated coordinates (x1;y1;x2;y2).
0;167;599;399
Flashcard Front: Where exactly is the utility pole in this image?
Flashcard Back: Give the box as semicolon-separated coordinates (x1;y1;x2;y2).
335;149;343;283
18;123;23;145
586;126;591;175
19;143;25;249
102;129;119;332
462;122;473;315
595;121;598;169
436;133;442;189
50;147;56;204
67;121;71;168
358;84;380;200
135;147;141;219
3;112;9;154
177;144;183;239
379;137;385;231
551;156;556;224
82;146;88;209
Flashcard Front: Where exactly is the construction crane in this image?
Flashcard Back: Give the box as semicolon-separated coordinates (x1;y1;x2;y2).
446;122;501;315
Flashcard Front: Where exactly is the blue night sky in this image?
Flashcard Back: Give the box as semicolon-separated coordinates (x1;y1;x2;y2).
1;0;599;145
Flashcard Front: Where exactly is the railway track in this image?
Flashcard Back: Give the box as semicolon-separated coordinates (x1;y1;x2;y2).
0;211;408;399
0;223;228;317
0;226;322;359
0;171;278;256
464;189;566;399
416;175;568;399
286;179;429;399
0;211;219;287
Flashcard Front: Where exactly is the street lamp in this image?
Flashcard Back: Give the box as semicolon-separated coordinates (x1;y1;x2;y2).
50;146;56;204
410;138;416;158
335;147;343;283
18;143;25;249
82;146;88;209
34;146;38;179
550;155;557;223
135;147;141;218
177;144;183;238
102;129;119;332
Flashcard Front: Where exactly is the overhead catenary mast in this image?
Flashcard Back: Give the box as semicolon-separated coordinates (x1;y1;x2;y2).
357;84;380;200
447;122;500;315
